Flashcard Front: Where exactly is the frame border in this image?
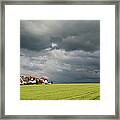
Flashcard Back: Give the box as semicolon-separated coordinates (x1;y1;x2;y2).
0;0;119;119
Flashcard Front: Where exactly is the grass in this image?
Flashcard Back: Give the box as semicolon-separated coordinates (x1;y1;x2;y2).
20;83;100;100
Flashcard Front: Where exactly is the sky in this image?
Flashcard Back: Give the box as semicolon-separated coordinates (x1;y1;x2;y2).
20;20;100;83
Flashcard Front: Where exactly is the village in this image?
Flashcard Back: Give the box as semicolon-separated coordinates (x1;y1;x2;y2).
20;75;53;85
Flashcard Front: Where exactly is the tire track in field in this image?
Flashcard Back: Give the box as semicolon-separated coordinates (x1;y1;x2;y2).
59;86;99;100
61;90;99;100
21;86;99;100
20;84;100;100
36;86;96;98
22;85;94;95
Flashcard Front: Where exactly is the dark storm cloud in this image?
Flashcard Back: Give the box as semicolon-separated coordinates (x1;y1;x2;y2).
20;20;100;52
20;20;100;83
20;48;100;83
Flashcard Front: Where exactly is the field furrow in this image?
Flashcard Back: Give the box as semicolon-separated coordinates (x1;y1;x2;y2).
20;83;100;100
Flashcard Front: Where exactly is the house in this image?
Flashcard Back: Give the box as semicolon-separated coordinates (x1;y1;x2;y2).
40;76;48;84
28;76;38;84
20;75;49;85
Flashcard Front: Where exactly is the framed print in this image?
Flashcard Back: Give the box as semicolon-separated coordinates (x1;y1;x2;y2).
0;0;119;119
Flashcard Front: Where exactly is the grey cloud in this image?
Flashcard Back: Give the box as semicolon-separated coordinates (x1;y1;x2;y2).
20;20;100;52
20;48;100;83
20;20;100;83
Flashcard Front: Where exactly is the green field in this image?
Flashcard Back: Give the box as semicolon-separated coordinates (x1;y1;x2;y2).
20;83;100;100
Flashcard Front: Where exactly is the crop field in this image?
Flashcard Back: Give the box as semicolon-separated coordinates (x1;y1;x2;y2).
20;83;100;100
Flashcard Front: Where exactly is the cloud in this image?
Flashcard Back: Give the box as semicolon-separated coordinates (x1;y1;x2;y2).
20;20;100;52
20;48;100;83
20;20;100;83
